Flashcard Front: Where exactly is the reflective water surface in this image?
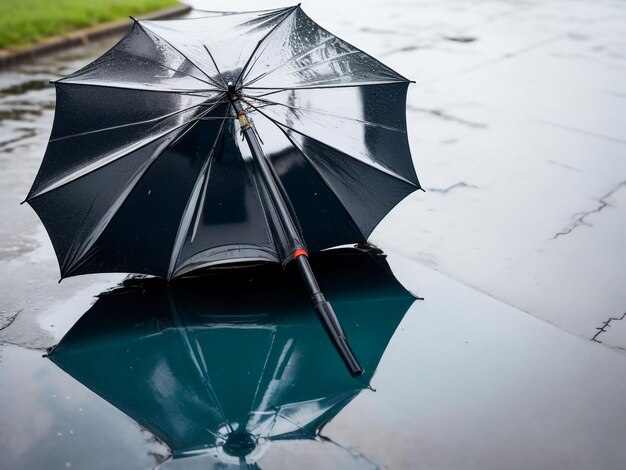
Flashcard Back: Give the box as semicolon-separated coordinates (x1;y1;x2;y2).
4;248;626;469
48;249;414;466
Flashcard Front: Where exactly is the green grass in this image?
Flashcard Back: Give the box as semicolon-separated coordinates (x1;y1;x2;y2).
0;0;179;49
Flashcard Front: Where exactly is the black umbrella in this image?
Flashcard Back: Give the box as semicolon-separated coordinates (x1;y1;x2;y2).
49;250;415;464
25;5;421;375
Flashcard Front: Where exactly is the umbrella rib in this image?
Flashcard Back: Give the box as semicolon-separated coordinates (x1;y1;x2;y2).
275;129;367;240
249;332;277;417
60;22;220;92
60;126;189;276
245;157;288;262
29;101;224;201
168;296;230;427
138;22;225;90
276;50;362;78
243;7;410;89
244;88;294;99
296;7;410;82
245;79;410;91
202;45;228;89
241;93;406;133
189;156;215;244
234;5;298;87
239;98;367;240
274;411;317;439
243;99;416;187
291;123;416;186
168;115;228;278
249;337;297;429
243;2;409;89
190;7;288;16
114;47;220;90
57;78;219;95
50;99;228;142
60;197;98;274
228;99;292;260
242;37;336;88
198;116;238;120
235;35;277;89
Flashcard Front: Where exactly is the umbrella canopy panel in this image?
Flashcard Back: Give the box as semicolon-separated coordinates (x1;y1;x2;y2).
26;5;420;279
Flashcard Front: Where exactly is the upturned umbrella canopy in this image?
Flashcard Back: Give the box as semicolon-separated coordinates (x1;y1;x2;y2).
49;250;415;461
25;5;420;280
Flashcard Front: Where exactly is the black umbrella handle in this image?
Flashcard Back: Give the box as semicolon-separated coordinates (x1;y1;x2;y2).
295;254;364;377
231;95;363;377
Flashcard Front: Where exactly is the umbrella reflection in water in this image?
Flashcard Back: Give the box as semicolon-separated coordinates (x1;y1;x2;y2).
48;249;415;465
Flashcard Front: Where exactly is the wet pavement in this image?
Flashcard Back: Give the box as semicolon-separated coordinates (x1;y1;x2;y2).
1;0;626;469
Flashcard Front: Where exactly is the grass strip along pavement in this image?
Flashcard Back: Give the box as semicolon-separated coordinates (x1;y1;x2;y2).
0;0;179;49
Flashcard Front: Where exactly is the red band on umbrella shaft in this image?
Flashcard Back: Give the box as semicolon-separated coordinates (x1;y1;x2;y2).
293;249;308;258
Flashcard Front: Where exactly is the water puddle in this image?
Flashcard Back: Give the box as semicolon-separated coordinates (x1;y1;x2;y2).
1;249;415;468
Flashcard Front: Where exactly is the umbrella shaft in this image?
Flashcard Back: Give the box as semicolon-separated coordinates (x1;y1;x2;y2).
232;98;363;377
234;103;302;248
295;255;363;377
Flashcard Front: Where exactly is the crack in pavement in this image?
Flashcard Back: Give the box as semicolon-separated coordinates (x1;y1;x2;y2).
548;159;581;172
0;338;48;352
0;309;21;332
552;181;626;239
430;181;479;194
407;105;487;128
591;311;626;343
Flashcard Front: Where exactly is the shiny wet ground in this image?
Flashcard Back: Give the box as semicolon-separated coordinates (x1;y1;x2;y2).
2;1;626;469
3;250;626;469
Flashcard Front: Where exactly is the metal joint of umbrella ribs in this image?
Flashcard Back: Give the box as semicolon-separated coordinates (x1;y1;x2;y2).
237;110;251;129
